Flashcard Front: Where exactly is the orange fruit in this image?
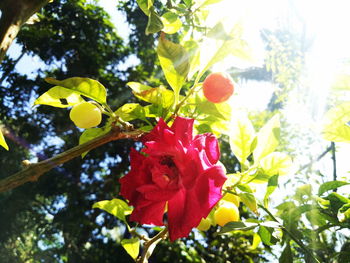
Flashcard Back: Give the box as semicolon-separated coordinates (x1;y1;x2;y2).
202;72;234;103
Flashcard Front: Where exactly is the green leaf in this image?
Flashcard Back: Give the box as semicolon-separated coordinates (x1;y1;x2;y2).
157;34;190;101
279;243;293;263
253;114;280;161
236;184;253;193
294;184;312;203
127;83;174;108
218;221;258;234
258;226;278;246
229;113;256;163
251;232;261;249
264;174;279;207
322;102;350;143
161;12;182;34
136;0;154;15
92;199;132;223
79;127;110;158
196;0;224;8
146;7;164;35
259;152;292;177
183;40;200;80
318;181;350;196
34;86;85;108
197;23;251;80
115;103;145;122
45;77;107;104
326;192;350;213
121;238;140;260
239;192;258;214
207;22;233;40
0;127;9;150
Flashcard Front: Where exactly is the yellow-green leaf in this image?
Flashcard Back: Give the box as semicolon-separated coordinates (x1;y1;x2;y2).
229;113;256;164
253;114;280;162
259;152;292;177
157;34;190;101
136;0;154;15
0;127;9;150
322;102;350;143
115;103;145;121
127;82;175;108
197;23;251;81
121;238;140;260
239;192;258;214
79;127;110;158
92;199;132;223
146;7;164;35
45;77;107;104
161;12;182;34
34;86;85;108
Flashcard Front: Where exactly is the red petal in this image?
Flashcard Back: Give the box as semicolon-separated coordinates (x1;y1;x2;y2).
130;201;166;226
171;117;194;146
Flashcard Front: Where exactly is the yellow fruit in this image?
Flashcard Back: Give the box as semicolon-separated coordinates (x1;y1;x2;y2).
197;217;211;231
222;193;240;207
214;201;240;227
69;102;102;129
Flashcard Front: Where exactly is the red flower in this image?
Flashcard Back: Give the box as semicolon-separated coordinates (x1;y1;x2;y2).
120;117;227;241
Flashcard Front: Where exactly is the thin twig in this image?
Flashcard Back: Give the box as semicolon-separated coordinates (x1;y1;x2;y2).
137;228;168;263
0;127;144;193
297;145;332;173
331;142;337;182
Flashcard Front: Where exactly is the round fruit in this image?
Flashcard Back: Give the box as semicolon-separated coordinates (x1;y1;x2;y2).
69;102;102;129
202;72;234;103
222;193;240;207
197;217;212;231
214;201;240;227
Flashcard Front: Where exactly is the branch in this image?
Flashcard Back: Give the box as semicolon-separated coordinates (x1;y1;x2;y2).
0;0;50;62
137;228;168;263
0;127;144;193
331;142;337;182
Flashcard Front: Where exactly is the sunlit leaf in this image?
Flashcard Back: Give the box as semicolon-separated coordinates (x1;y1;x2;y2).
45;77;107;104
318;181;350;196
322;102;350;143
79;127;110;158
218;221;258;234
127;82;175;108
279;243;293;263
115;103;145;122
136;0;154;15
251;232;261;249
259;152;292;177
229;113;256;164
263;174;279;207
161;12;182;34
239;192;258;214
0;127;9;150
197;23;252;81
34;86;85;108
183;40;200;80
146;7;164;35
121;238;140;260
92;199;132;223
196;0;224;8
258;226;278;246
253;114;280;162
157;34;190;100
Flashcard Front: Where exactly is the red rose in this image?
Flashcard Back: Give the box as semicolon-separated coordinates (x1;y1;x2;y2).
120;117;226;241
